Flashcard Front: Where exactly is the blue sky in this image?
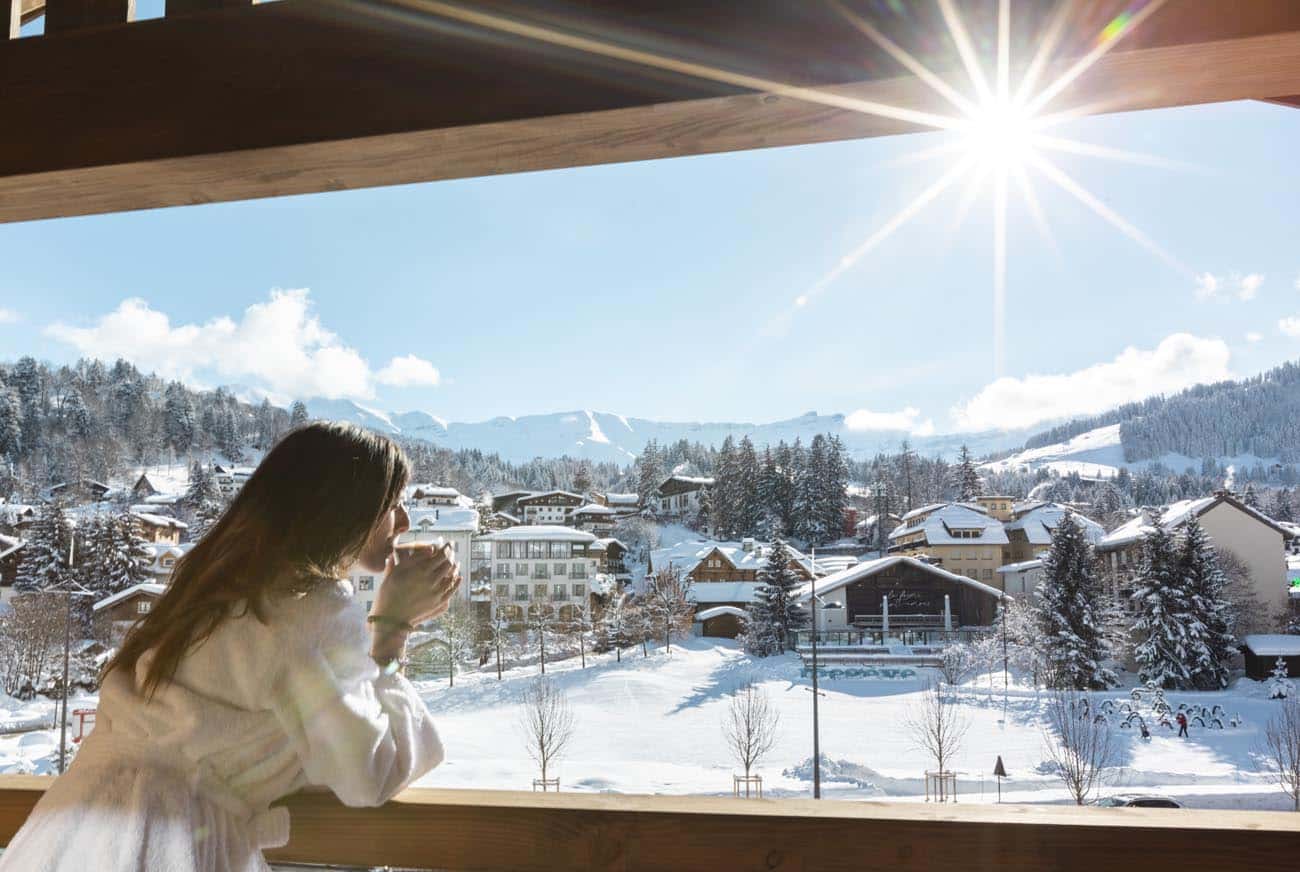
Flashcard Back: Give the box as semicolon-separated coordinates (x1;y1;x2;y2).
3;78;1299;431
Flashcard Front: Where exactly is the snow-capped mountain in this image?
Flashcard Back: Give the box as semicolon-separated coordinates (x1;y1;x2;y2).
303;398;1032;464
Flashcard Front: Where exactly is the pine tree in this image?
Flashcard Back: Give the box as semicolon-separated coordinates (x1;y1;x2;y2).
694;486;713;536
773;441;797;534
1242;484;1262;510
183;461;224;540
750;538;808;653
794;435;828;544
163;382;196;456
289;400;310;428
1273;488;1296;524
742;595;780;657
572;461;593;496
14;502;74;592
1036;515;1115;690
735;436;762;538
1131;525;1193;690
820;436;849;542
713;436;739;538
1179;520;1234;690
636;440;665;507
899;439;916;514
80;511;152;596
0;388;21;460
956;445;982;501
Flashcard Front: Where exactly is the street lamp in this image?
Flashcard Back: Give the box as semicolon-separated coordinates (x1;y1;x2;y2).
805;546;825;799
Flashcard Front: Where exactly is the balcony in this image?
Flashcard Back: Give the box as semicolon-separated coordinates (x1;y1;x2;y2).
3;777;1296;869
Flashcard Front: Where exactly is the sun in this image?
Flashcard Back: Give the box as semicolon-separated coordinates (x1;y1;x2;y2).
962;99;1037;169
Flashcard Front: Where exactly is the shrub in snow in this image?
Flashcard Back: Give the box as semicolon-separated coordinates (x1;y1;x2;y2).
1269;657;1294;700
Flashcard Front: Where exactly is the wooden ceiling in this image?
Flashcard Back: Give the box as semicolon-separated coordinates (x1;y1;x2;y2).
2;0;1300;223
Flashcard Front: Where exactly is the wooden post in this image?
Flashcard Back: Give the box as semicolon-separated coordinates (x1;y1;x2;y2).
44;0;133;33
7;1;19;39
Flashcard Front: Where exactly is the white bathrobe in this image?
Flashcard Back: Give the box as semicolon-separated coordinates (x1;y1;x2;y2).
0;579;443;871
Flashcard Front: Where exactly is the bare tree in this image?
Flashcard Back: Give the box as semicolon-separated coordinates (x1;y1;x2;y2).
905;680;969;776
570;602;594;668
596;591;633;662
432;597;478;687
527;596;558;675
486;593;517;680
0;593;66;696
723;682;780;779
1218;548;1272;637
518;675;576;786
938;642;971;686
645;567;695;654
1043;690;1117;805
1258;696;1300;811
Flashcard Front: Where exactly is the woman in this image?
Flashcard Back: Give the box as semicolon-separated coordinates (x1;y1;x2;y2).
1;422;457;871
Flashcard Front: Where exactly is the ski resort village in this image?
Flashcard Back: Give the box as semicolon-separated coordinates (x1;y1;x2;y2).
3;367;1300;815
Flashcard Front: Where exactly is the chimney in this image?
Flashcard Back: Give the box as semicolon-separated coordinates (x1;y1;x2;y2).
741;537;756;553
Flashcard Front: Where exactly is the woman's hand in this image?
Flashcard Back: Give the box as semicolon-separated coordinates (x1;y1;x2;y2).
373;542;462;627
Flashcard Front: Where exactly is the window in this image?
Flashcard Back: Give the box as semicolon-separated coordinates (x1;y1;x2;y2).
496;542;513;558
496;584;509;598
571;563;587;579
516;563;528;577
358;576;375;591
550;541;571;559
515;584;529;601
534;564;549;579
554;563;567;576
161;556;176;568
982;568;993;580
572;584;586;599
534;584;548;599
552;584;567;599
529;541;545;559
495;564;512;579
137;600;152;615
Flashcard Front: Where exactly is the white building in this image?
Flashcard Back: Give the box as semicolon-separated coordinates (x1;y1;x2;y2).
651;475;713;518
514;491;586;526
473;525;602;621
348;505;481;614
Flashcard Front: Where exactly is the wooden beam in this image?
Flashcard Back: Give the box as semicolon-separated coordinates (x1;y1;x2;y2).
43;0;132;33
3;778;1298;870
166;0;249;14
1;1;1300;223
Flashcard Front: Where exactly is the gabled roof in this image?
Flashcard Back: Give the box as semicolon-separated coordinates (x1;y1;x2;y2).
694;605;749;621
793;555;1008;603
0;534;24;560
408;507;479;533
1098;492;1291;551
1004;503;1104;546
516;490;585;504
650;539;812;576
130;510;189;530
573;503;618;516
93;582;168;612
889;503;1008;546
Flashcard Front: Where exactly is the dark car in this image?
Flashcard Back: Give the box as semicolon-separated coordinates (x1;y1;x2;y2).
1092;793;1183;809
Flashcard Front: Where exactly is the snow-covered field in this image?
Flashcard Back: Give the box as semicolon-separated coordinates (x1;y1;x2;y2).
3;640;1295;810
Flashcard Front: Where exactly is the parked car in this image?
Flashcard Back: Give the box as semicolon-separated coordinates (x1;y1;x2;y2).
1092;793;1183;809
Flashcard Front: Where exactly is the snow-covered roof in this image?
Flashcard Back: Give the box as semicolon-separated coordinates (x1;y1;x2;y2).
573;503;618;516
602;492;640;505
1242;635;1300;657
93;583;168;612
997;559;1044;574
592;537;628;552
142;542;192;572
407;484;461;499
793;555;1008;603
695;605;748;621
888;503;1008;546
516;490;585;503
0;533;23;560
688;582;763;604
0;503;36;524
477;525;597;543
130;510;188;530
650;539;812;575
900;502;947;522
1005;503;1104;545
664;475;714;486
408;507;479;533
1098;493;1289;551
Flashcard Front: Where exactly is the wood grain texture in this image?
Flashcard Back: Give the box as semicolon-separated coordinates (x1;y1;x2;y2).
42;0;132;33
3;778;1299;870
1;0;1300;222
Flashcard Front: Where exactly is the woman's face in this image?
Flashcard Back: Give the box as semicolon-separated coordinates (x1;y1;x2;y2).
357;502;411;573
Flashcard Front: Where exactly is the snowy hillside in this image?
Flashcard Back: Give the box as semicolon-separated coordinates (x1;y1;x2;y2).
984;423;1283;481
304;399;1030;464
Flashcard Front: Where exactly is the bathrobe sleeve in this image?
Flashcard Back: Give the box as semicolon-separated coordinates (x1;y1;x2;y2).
271;585;444;807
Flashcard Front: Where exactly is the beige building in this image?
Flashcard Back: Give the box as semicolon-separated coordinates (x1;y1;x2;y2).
1003;501;1106;563
1097;492;1292;622
887;503;1010;588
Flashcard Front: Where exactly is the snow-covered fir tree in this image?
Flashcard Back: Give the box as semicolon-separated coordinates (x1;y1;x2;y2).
636;440;665;507
596;591;634;662
956;445;982;501
747;537;808;654
14;502;73;592
820;436;850;541
79;511;152;597
1131;525;1195;690
712;436;740;538
1268;657;1294;699
793;435;829;543
289;400;310;428
1179;519;1234;690
183;460;224;539
162;382;196;455
742;595;780;657
1036;514;1115;690
734;436;762;537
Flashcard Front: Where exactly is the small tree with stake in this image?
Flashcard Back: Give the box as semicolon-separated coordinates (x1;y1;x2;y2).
519;675;575;792
906;680;969;802
1043;690;1116;805
644;567;695;655
723;682;779;797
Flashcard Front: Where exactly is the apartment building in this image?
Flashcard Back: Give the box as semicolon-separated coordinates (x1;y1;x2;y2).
887;502;1010;586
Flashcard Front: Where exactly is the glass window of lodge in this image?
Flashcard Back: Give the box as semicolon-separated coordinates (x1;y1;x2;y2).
495;584;508;598
554;563;567;576
534;564;549;578
495;565;511;579
515;585;528;600
572;584;586;599
571;563;587;578
495;542;512;558
552;584;567;598
528;541;545;559
137;600;152;615
551;541;571;559
533;584;547;599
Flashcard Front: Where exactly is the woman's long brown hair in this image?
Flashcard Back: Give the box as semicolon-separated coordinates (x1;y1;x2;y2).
106;421;410;697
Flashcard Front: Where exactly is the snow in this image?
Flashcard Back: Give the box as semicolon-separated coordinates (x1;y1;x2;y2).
690;583;763;604
408;507;479;533
997;559;1044;574
583;410;611;445
1004;503;1105;546
90;582;167;612
694;606;748;621
477;525;597;543
793;555;1007;603
889;503;1009;546
1242;635;1300;657
128;511;188;530
650;539;812;575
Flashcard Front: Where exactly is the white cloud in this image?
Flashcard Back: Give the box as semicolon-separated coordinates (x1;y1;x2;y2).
45;290;440;402
376;354;441;387
0;308;19;324
1196;272;1264;302
845;406;935;436
1246;331;1263;343
1279;317;1300;338
952;333;1233;432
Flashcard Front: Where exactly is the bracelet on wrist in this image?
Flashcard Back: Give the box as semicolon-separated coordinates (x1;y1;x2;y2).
367;614;415;633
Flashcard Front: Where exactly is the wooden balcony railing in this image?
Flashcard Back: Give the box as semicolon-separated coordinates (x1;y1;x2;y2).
2;776;1298;870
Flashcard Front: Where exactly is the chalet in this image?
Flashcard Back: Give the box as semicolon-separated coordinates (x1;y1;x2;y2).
485;511;522;530
131;473;159;500
649;538;815;584
93;582;167;638
212;465;255;498
45;478;111;503
0;502;37;530
406;484;464;507
0;534;24;604
515;491;585;526
589;538;630;586
490;490;535;516
887;503;1010;586
593;492;640;515
130;510;188;544
476;525;604;623
796;555;1009;633
1097;491;1292;617
971;495;1016;521
651;475;713;518
1002;501;1105;563
571;503;619;536
855;512;903;549
142;542;191;584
